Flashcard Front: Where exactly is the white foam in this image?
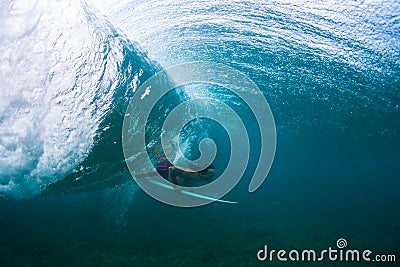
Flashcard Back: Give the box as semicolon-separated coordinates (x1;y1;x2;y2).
0;0;126;199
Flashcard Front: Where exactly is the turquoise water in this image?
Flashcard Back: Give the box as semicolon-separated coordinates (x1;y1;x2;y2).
0;0;399;266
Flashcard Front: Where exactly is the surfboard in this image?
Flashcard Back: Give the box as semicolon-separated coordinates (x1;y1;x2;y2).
146;179;238;204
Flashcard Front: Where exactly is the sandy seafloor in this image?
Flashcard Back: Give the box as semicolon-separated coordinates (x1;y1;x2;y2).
0;0;399;266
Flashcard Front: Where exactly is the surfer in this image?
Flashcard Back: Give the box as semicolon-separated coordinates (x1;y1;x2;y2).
136;160;215;187
166;163;215;187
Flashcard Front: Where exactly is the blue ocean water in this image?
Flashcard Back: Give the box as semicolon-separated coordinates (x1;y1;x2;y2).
0;0;399;266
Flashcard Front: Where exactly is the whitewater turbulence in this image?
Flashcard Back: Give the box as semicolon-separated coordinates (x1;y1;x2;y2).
0;0;155;199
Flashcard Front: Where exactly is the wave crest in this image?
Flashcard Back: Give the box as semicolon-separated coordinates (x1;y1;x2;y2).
0;0;156;199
